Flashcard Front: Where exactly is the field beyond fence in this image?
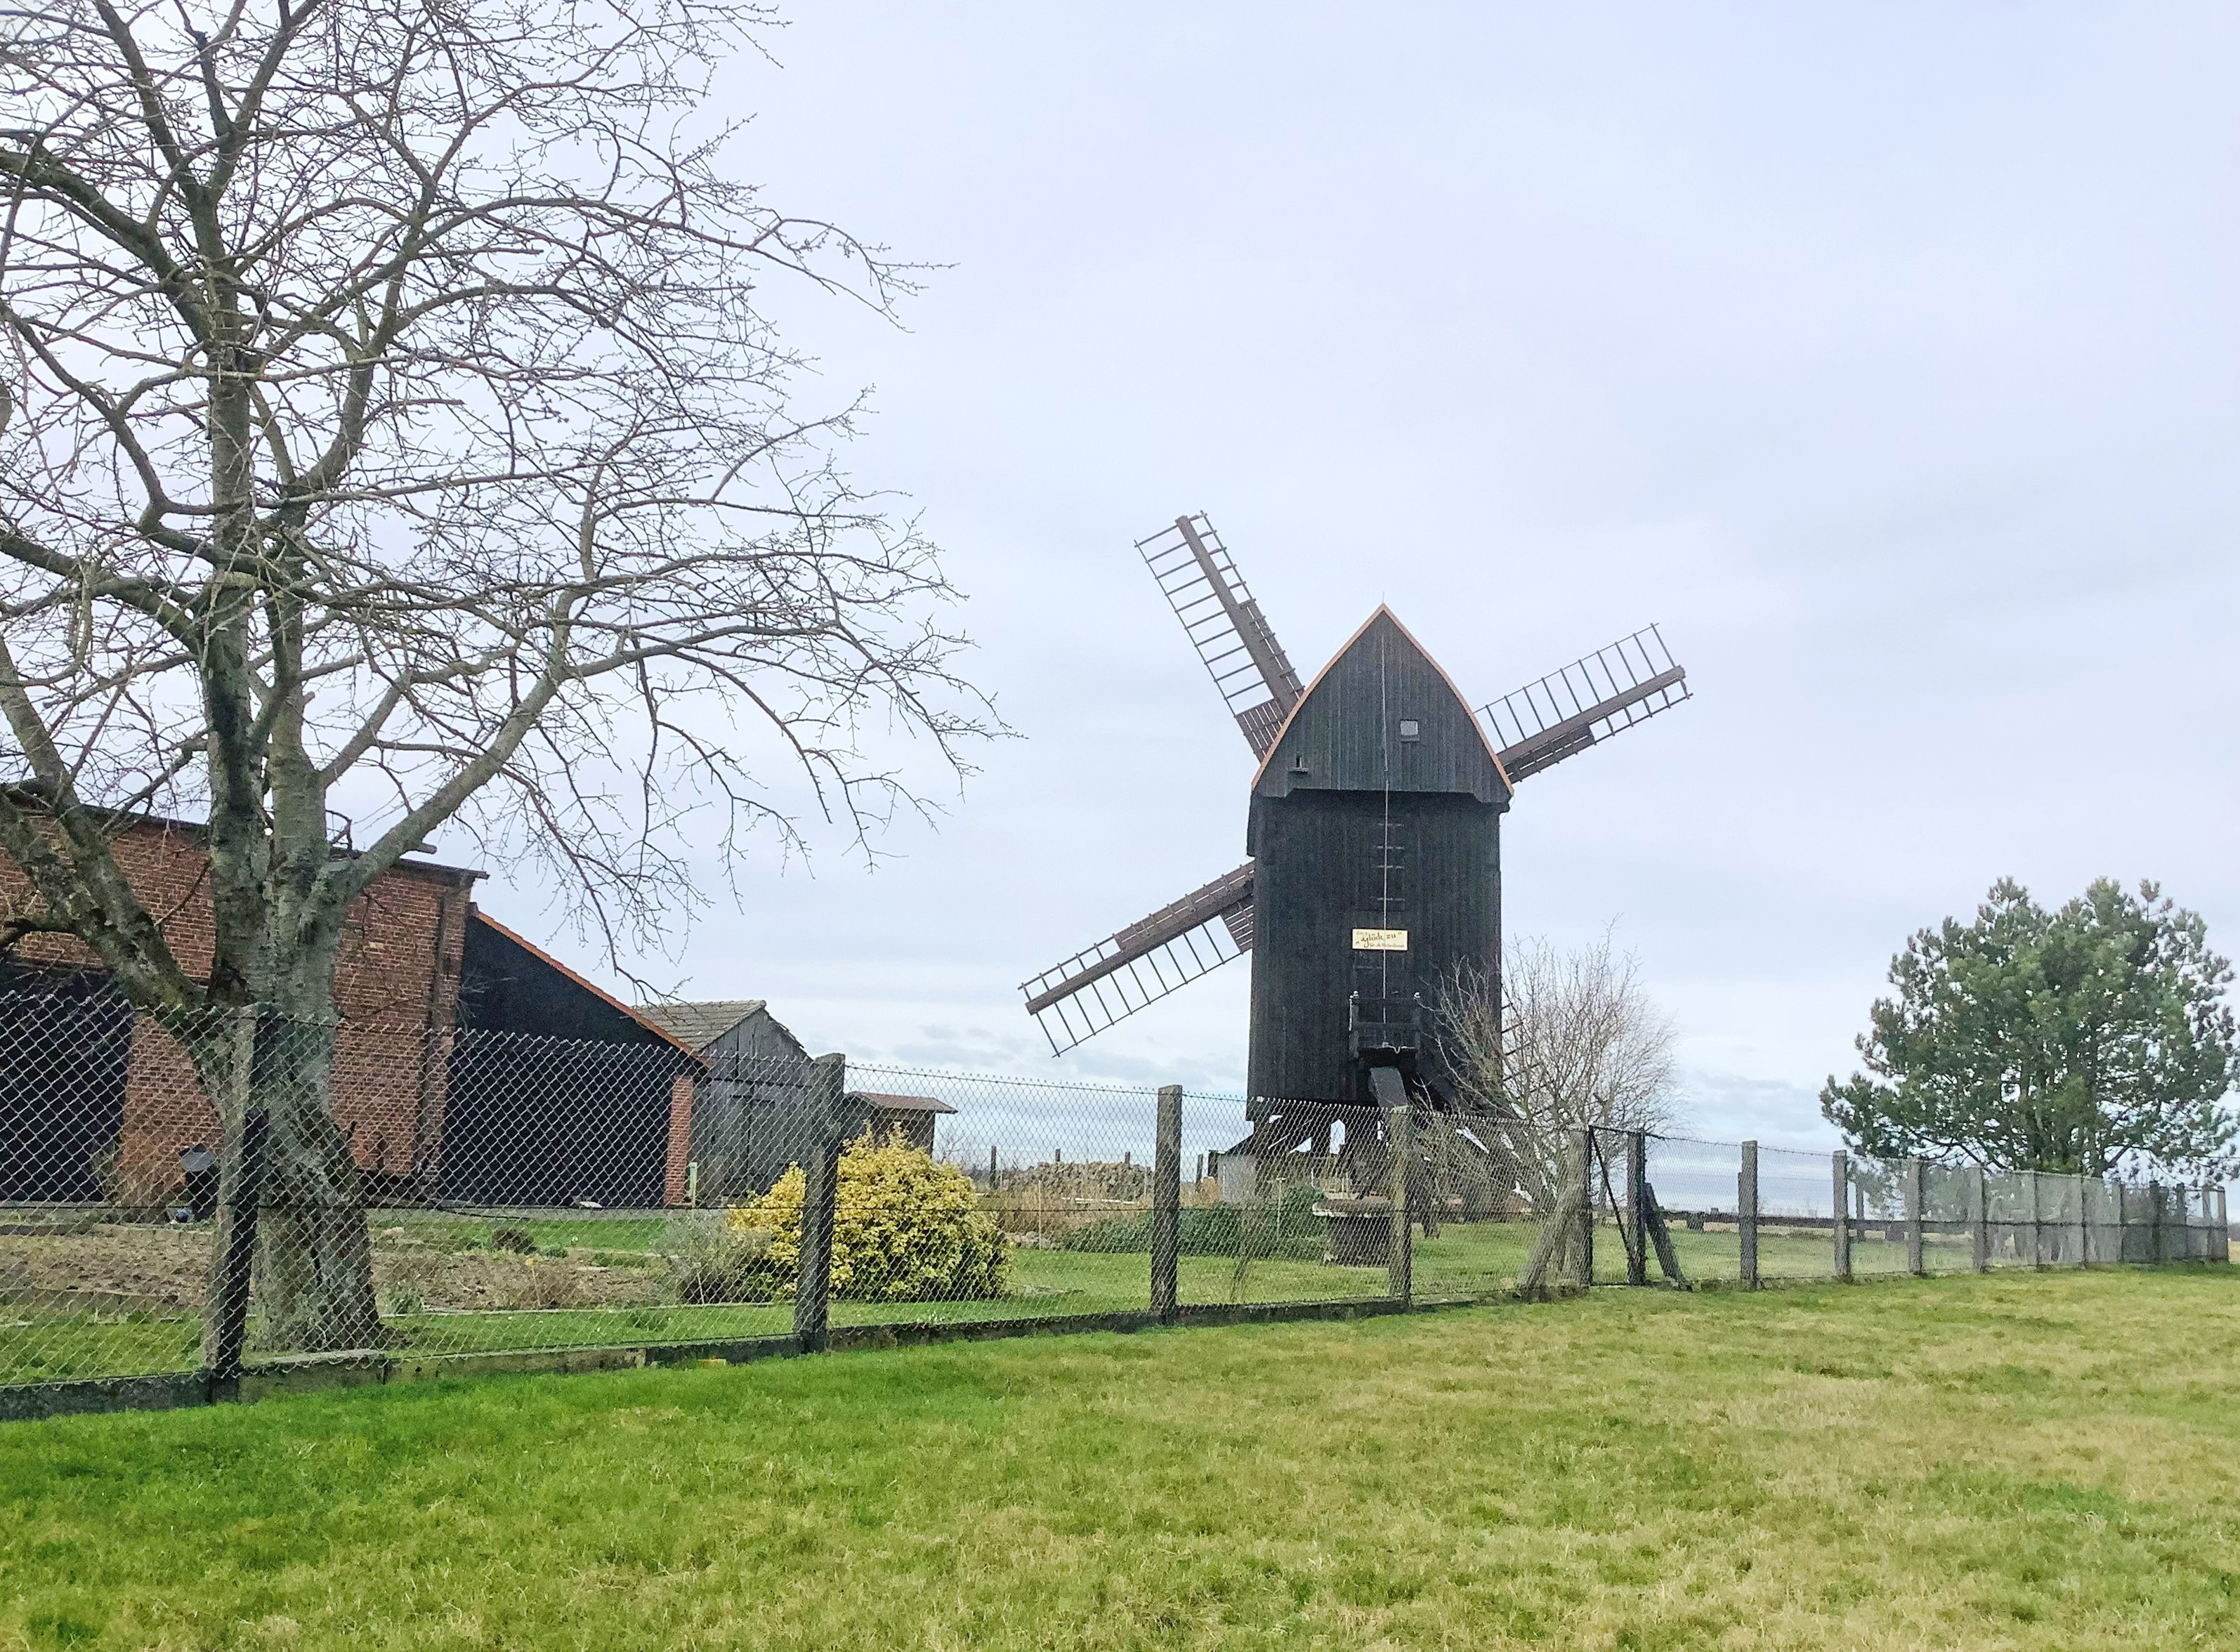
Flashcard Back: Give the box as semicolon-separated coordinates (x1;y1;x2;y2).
0;990;2226;1417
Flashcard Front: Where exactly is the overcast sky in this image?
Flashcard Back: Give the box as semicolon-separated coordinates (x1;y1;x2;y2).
479;4;2240;1150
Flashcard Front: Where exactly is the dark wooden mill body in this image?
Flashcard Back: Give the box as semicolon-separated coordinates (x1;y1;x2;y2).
1021;513;1690;1195
1247;608;1507;1111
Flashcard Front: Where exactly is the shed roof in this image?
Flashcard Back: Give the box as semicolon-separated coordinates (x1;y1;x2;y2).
849;1091;957;1115
631;999;771;1051
467;911;706;1063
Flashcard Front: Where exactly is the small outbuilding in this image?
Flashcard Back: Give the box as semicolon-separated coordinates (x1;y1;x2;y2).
631;999;816;1201
847;1092;956;1156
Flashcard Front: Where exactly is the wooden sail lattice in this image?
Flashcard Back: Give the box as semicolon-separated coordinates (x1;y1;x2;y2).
1021;863;1255;1056
1480;625;1689;782
1137;515;1303;756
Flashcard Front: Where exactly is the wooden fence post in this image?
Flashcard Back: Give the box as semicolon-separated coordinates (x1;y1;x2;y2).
2026;1171;2045;1268
1904;1157;1925;1276
1620;1131;1646;1285
2217;1186;2231;1265
1573;1126;1594;1287
2073;1174;2089;1268
2149;1181;2167;1263
792;1053;846;1353
1738;1141;1760;1290
1387;1104;1413;1304
1151;1084;1182;1323
1972;1165;1990;1273
1831;1152;1852;1282
205;1006;279;1394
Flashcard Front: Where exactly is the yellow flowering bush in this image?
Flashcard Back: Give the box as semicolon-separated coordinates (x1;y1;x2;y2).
728;1129;1010;1302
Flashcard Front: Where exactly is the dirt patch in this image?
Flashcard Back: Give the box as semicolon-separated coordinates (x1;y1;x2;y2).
0;1224;674;1314
0;1224;211;1311
373;1233;668;1311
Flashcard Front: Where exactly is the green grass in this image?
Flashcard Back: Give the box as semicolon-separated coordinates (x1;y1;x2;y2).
4;1268;2238;1649
368;1210;676;1252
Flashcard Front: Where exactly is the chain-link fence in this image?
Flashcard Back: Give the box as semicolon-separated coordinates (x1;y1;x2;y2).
1;988;2228;1413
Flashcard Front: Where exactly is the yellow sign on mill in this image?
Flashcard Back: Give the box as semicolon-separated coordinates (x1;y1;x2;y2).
1351;928;1408;952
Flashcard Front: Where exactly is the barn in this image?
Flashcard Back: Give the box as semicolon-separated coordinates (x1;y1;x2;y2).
438;913;705;1210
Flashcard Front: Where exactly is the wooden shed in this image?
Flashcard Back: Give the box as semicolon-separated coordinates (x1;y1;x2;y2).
847;1092;957;1156
631;999;815;1200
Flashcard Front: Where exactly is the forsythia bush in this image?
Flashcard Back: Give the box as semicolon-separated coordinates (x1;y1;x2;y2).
729;1129;1011;1302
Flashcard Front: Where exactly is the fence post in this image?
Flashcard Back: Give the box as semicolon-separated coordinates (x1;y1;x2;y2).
1151;1084;1182;1323
1573;1126;1594;1287
2073;1174;2088;1268
2218;1186;2231;1265
1972;1165;1989;1272
1901;1157;1925;1276
2149;1181;2167;1263
1387;1103;1412;1304
1738;1141;1760;1290
1831;1152;1852;1281
204;1007;279;1394
1623;1130;1649;1286
792;1053;846;1354
2033;1164;2052;1271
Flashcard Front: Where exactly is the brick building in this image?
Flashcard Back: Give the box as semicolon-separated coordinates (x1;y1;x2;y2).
0;814;701;1211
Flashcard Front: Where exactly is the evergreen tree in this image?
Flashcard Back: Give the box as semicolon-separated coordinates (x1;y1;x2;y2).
1821;879;2239;1176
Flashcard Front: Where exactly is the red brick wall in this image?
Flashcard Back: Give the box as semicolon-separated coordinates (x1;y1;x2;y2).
1;820;473;1204
662;1073;697;1208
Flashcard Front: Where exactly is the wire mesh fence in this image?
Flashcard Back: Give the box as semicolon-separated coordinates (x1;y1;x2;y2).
0;987;2229;1404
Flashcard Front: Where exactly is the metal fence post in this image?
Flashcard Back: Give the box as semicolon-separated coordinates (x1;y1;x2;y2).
1831;1151;1852;1281
792;1053;846;1353
1387;1103;1412;1304
1738;1140;1760;1290
1904;1157;1925;1276
205;1007;278;1394
1151;1084;1181;1323
1573;1126;1594;1287
1971;1165;1989;1272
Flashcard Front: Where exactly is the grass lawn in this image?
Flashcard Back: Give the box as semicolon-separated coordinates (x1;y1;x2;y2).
6;1267;2240;1650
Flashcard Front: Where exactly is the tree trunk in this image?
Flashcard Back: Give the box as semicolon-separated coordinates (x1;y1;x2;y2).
194;1007;384;1358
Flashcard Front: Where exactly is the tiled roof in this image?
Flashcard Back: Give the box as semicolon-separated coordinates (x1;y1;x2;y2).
850;1091;957;1115
631;999;768;1051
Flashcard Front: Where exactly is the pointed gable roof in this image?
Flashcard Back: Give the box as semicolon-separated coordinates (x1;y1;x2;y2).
1250;606;1509;806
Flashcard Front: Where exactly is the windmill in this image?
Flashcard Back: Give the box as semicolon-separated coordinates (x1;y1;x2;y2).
1021;513;1689;1181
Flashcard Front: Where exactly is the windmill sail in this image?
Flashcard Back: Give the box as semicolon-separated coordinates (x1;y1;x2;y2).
1020;862;1255;1055
1479;625;1689;784
1137;515;1304;756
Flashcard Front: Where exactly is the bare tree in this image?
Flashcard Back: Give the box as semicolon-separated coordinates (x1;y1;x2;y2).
0;0;993;1349
1436;930;1679;1284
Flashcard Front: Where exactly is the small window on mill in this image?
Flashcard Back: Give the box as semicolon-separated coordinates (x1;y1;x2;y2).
1397;719;1421;742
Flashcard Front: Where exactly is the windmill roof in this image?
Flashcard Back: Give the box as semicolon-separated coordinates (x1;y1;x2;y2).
1249;605;1509;805
631;999;771;1050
